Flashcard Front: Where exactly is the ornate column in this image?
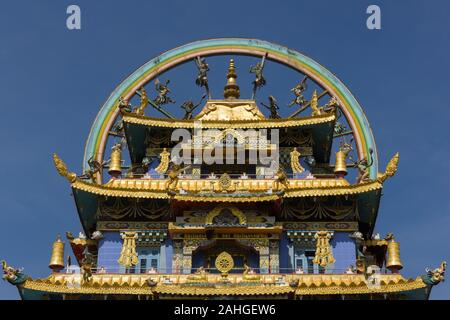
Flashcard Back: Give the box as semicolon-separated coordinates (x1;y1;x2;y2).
182;239;202;274
172;240;183;274
269;240;279;274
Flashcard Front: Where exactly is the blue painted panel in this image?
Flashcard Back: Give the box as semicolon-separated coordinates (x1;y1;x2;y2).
164;239;173;274
331;232;356;273
97;232;122;273
279;233;293;273
192;251;205;271
248;251;259;271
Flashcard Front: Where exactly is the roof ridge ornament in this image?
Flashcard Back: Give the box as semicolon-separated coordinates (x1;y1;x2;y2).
223;59;240;99
53;153;77;183
377;152;399;183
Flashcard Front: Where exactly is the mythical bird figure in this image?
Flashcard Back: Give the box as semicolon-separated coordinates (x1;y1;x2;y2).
195;56;210;98
288;75;308;108
153;79;175;106
384;233;394;241
261;95;281;119
249;53;267;99
2;260;28;285
423;261;446;285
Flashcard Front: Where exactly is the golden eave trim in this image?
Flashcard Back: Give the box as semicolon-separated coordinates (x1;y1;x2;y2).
71;180;382;202
122;113;336;129
20;274;427;296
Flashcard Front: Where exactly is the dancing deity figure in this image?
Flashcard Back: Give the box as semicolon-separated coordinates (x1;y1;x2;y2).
261;95;281;119
250;53;267;99
153;79;175;106
288;76;308;108
195;56;210;98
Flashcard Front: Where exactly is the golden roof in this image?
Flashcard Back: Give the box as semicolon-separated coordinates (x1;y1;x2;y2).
70;178;382;202
122;112;335;129
20;273;427;296
196;100;265;121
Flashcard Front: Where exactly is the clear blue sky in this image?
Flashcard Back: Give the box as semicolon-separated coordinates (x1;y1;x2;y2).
1;0;449;299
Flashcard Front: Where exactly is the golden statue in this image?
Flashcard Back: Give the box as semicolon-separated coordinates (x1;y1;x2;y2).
243;264;261;281
290;147;305;174
165;164;189;191
274;167;289;190
187;267;208;281
310;90;322;116
134;86;149;116
313;231;335;268
155;148;171;174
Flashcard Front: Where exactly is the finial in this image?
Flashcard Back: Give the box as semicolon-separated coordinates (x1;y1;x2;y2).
377;152;399;183
53;153;77;183
224;59;240;99
310;90;322;116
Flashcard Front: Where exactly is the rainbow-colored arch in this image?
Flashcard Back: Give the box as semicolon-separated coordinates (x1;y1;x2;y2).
84;38;378;179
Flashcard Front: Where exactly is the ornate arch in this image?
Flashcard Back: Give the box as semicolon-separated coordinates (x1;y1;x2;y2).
84;38;378;180
205;206;247;225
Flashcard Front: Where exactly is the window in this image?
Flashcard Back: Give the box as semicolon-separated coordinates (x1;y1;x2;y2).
294;248;326;274
140;259;147;274
136;247;160;273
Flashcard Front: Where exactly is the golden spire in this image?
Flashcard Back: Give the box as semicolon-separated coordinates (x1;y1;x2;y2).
223;59;240;99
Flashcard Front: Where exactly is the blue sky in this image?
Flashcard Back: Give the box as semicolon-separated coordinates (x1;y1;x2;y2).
0;0;449;299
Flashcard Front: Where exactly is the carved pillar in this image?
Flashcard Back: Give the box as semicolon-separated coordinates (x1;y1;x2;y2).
259;241;270;274
172;240;183;274
269;240;279;274
182;239;202;274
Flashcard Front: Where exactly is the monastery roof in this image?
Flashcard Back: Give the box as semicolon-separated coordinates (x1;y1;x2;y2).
122;110;335;129
70;178;382;202
19;273;428;297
